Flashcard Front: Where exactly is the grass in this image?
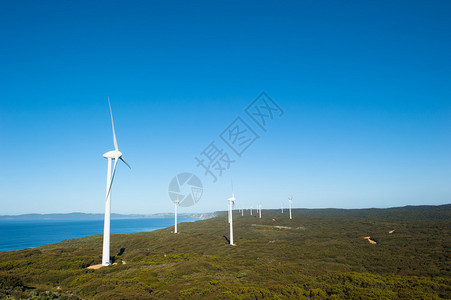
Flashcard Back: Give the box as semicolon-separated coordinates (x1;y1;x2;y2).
1;204;450;299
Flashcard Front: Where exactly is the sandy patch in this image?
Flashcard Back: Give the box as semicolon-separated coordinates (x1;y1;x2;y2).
87;262;119;270
363;236;377;244
87;264;103;270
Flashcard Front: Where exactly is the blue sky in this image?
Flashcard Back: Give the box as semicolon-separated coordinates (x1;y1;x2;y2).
1;0;450;215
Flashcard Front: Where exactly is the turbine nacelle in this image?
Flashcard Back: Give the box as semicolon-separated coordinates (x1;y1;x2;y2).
103;150;123;159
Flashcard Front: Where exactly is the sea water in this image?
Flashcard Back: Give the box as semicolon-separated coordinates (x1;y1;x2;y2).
0;218;198;251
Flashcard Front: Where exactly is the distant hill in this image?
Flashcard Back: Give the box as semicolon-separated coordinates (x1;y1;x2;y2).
0;212;216;220
0;204;449;299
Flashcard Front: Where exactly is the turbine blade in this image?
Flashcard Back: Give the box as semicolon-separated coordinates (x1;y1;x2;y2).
120;156;131;169
108;97;118;151
105;158;119;201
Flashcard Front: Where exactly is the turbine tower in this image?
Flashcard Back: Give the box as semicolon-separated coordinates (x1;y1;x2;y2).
174;197;179;233
288;196;293;220
228;193;235;245
102;97;130;266
258;203;262;218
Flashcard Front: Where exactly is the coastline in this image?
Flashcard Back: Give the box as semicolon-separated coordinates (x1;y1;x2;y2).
0;216;207;252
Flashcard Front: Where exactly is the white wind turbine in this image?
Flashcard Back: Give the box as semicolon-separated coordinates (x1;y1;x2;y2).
101;97;130;266
258;203;262;218
174;196;179;234
228;191;236;246
288;196;293;220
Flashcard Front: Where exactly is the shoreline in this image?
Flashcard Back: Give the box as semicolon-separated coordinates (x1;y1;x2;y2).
0;217;204;252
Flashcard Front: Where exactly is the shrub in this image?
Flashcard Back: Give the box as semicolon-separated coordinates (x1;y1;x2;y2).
0;274;24;289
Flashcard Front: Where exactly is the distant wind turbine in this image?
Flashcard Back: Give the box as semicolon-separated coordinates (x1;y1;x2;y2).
288;196;293;220
101;97;131;266
258;203;262;218
228;193;235;245
174;197;179;233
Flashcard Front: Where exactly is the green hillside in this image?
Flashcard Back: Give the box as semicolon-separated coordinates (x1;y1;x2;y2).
1;205;450;299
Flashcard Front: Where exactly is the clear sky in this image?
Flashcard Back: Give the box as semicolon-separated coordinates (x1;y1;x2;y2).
1;0;450;215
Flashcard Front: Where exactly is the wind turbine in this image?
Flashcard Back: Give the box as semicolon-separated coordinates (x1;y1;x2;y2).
288;196;293;220
258;203;262;218
228;193;235;245
102;97;130;266
281;201;284;213
174;196;179;233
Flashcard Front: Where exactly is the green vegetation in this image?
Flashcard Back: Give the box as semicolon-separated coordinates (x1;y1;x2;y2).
1;205;450;299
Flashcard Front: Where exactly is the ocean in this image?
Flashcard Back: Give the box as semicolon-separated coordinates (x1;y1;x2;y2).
0;218;198;252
